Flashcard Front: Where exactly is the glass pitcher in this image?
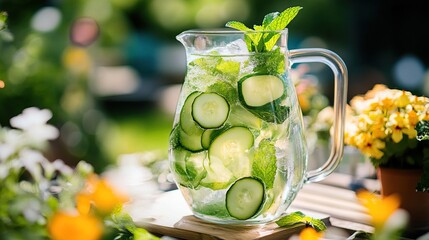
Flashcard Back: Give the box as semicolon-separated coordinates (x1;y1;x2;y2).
169;29;347;225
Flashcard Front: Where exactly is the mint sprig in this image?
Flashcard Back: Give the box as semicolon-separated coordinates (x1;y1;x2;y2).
225;6;302;52
251;139;277;189
276;211;327;232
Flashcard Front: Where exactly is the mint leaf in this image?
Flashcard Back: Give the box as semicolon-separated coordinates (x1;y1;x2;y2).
262;12;280;27
276;211;327;232
207;81;237;103
189;55;240;83
252;48;285;74
110;209;160;240
266;7;302;31
215;60;240;80
225;21;253;32
252;139;277;189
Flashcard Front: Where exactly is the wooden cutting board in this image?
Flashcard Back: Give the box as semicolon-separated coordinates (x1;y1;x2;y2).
132;190;330;240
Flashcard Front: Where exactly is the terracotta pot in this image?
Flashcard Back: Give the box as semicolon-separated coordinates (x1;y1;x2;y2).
377;167;429;230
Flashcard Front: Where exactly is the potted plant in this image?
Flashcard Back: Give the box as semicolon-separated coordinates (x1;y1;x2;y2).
344;84;429;229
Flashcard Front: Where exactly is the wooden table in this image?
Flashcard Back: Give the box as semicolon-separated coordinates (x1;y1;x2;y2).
128;173;377;239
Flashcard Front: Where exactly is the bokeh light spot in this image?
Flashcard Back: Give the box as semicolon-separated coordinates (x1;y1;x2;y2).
150;0;190;30
70;17;100;47
31;7;62;32
393;55;425;89
0;80;4;88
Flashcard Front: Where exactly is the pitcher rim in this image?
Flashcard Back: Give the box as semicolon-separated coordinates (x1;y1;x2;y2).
177;28;288;36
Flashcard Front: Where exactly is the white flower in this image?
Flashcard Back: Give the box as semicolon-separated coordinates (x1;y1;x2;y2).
0;129;24;161
22;198;43;223
19;148;46;181
52;159;73;176
10;107;59;143
0;143;15;162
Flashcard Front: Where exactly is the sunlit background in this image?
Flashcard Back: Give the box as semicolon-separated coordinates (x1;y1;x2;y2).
1;0;428;172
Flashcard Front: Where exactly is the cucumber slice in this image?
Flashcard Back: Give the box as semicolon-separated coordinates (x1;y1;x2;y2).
180;91;203;135
239;74;284;107
229;105;262;130
226;177;265;220
201;125;231;150
192;93;230;129
200;156;235;190
179;126;204;152
238;74;289;123
208;127;254;166
171;147;207;189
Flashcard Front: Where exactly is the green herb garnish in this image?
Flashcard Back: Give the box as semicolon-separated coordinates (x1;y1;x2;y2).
276;211;327;232
251;139;277;189
110;209;160;240
226;6;302;53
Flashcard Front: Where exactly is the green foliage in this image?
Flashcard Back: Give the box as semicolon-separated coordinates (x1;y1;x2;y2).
417;120;429;141
251;139;277;189
416;147;429;192
275;211;327;232
0;11;7;31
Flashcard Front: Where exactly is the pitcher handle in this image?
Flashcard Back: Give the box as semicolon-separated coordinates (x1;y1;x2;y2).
289;48;348;183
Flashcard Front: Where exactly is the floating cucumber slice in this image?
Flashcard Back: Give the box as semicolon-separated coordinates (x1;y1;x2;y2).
180;91;203;135
238;74;289;123
226;177;265;220
239;74;284;107
171;147;206;188
179;126;204;152
192;92;230;129
200;156;235;190
208;126;254;167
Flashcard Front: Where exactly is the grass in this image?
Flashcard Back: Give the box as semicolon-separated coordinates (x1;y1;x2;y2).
102;108;174;161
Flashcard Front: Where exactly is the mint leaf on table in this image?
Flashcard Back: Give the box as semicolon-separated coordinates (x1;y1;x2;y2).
276;211;327;232
109;209;160;240
251;139;277;189
225;6;302;52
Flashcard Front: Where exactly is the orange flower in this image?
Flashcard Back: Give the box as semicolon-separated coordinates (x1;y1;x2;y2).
48;211;103;240
299;227;323;240
77;174;129;215
357;190;400;228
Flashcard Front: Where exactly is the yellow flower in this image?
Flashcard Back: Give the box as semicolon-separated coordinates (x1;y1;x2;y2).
77;174;129;215
394;91;410;108
354;133;385;159
299;227;323;240
357;191;400;228
387;113;416;143
407;110;419;126
48;211;103;240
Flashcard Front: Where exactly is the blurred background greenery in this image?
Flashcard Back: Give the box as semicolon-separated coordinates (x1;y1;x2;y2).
0;0;428;172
